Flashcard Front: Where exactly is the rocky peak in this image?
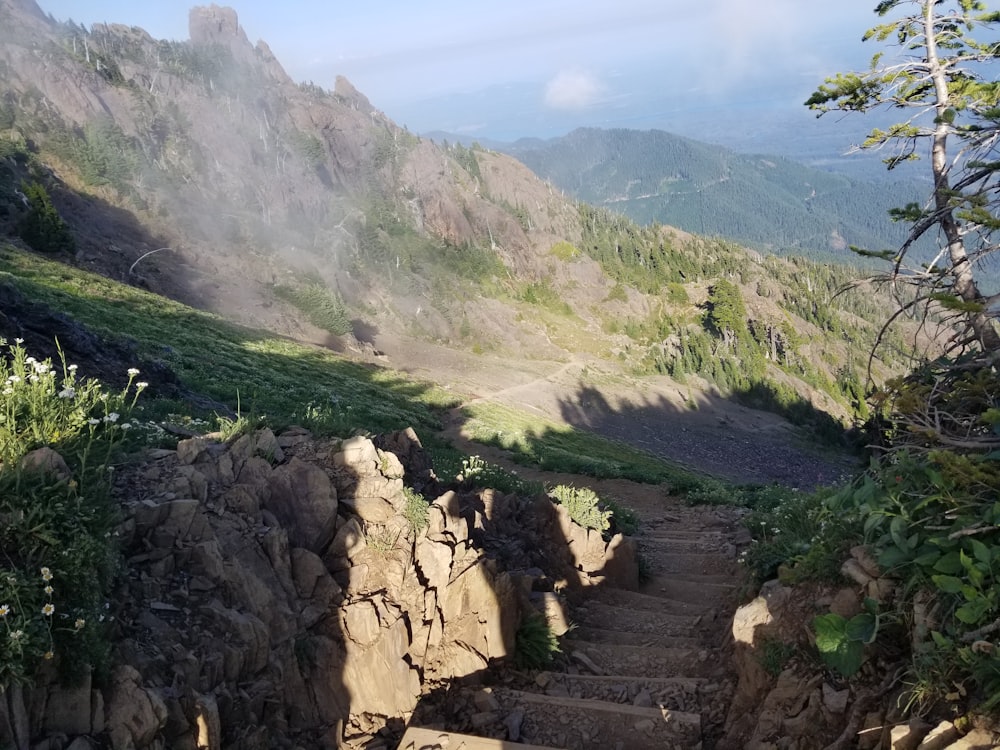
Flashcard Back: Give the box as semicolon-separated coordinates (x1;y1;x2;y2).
188;4;246;47
334;75;376;114
188;5;291;84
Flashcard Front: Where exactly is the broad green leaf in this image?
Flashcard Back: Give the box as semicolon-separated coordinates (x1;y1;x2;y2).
813;613;848;654
890;516;910;551
932;574;964;594
846;612;880;645
913;550;941;568
934;551;964;575
967;565;985;588
864;513;884;535
955;598;991;625
970;538;991;565
879;546;911;568
825;639;865;677
960;549;975;573
931;630;954;649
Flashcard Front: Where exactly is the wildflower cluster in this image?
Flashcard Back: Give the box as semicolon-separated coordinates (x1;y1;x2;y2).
0;339;147;469
0;341;141;684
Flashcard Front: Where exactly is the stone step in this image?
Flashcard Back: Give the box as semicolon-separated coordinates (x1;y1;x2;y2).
638;527;726;540
566;625;703;651
562;641;707;679
639;574;741;602
634;550;740;577
399;726;563;749
578;585;714;616
570;600;703;637
636;534;735;554
492;688;702;750
537;672;709;714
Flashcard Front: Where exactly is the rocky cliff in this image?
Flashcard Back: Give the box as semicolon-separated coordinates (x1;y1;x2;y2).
0;0;583;345
0;427;637;749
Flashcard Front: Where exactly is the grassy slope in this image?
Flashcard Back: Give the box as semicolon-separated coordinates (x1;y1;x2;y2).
0;243;715;490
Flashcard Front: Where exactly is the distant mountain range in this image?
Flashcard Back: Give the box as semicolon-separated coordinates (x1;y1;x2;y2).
429;127;932;263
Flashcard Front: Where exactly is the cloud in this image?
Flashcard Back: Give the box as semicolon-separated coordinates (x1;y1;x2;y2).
544;69;605;111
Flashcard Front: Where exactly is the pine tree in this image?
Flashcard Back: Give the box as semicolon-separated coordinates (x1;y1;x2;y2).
806;0;1000;353
18;182;75;254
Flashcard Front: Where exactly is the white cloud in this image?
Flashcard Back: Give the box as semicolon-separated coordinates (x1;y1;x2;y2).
544;69;605;110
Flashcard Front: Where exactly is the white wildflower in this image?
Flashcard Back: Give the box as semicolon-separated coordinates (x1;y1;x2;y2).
127;368;140;376
104;413;120;423
58;387;75;399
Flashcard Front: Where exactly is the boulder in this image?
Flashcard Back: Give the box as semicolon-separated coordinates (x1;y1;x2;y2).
265;458;338;553
105;665;168;749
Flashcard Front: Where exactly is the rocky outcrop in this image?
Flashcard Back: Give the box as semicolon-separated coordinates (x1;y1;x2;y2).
721;572;1000;750
3;427;637;750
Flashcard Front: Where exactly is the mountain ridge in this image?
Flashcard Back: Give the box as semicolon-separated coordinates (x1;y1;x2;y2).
0;0;925;440
483;126;932;261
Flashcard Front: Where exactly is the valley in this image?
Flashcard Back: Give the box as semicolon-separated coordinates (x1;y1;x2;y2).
1;1;998;749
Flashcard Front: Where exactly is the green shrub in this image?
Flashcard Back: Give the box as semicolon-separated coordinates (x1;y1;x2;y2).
550;241;579;261
273;283;352;336
403;486;429;533
514;613;561;669
548;484;612;533
603;496;640;536
17;182;74;254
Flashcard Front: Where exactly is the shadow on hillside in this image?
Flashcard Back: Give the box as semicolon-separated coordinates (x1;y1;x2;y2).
554;384;859;489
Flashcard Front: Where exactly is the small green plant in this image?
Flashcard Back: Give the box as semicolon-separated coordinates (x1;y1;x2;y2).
813;599;880;677
402;486;429;533
362;522;400;556
514;613;561;669
214;392;261;442
548;484;612;533
757;637;797;677
666;282;689;305
550;241;579;262
738;486;862;584
450;453;543;496
603;497;640;536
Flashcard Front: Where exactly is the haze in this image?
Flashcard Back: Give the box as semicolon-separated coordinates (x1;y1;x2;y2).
39;2;888;158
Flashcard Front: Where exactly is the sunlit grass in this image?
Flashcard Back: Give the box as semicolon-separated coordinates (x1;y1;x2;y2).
0;245;459;436
460;400;709;489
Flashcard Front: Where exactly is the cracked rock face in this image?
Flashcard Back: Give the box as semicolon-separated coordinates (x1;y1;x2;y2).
7;427;633;750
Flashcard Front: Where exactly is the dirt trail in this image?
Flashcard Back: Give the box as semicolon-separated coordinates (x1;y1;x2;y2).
412;335;858;489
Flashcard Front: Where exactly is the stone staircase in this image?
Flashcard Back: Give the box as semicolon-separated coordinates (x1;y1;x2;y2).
402;502;749;750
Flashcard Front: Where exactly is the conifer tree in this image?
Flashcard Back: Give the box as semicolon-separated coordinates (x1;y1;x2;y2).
18;181;74;254
807;0;1000;353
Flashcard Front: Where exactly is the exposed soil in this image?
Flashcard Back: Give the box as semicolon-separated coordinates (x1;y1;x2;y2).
373;330;861;491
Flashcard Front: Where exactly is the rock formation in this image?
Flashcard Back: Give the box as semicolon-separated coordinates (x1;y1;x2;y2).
1;426;636;749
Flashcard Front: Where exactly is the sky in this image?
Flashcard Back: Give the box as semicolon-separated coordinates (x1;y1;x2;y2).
35;1;887;156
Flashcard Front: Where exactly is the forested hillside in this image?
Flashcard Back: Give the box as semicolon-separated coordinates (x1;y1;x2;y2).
498;127;931;261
